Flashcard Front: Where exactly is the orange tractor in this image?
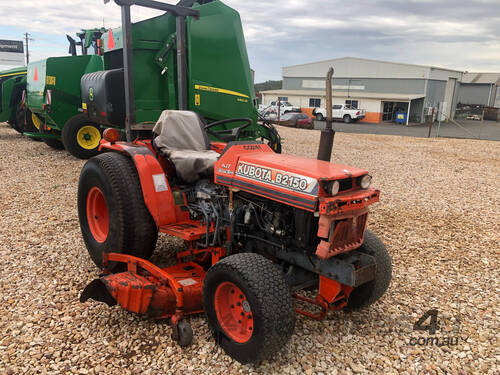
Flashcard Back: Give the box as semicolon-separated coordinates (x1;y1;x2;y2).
79;0;391;364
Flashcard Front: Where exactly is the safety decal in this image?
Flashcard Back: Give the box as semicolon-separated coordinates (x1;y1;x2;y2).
46;75;56;85
178;278;197;286
235;161;318;195
152;174;168;192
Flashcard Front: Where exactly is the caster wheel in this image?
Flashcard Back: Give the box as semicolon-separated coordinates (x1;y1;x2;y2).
172;320;193;347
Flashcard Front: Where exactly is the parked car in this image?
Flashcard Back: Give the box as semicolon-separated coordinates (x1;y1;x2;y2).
275;112;313;129
313;104;365;123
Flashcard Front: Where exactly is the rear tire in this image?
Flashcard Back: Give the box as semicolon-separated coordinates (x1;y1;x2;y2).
78;152;158;268
23;111;39;133
13;103;26;133
24;112;43;141
62;114;102;159
343;115;352;123
203;253;296;364
39;125;64;150
345;230;392;310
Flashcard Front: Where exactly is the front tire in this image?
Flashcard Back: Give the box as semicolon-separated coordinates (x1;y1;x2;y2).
316;113;324;121
345;230;392;310
203;253;296;364
62;114;102;159
78;152;158;268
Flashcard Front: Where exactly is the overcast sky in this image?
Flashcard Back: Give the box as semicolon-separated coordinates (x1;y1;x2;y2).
0;0;499;82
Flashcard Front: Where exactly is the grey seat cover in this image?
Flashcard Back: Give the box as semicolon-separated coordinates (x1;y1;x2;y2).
153;110;219;183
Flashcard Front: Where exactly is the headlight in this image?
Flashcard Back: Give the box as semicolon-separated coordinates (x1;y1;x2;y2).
329;180;340;195
360;175;372;189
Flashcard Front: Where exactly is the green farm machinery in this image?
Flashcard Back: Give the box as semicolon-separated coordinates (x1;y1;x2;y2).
24;29;106;155
0;29;106;155
26;54;104;153
80;0;279;150
1;0;280;158
0;66;35;134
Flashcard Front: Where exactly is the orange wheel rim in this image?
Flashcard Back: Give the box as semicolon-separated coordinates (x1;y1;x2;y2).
86;187;109;243
214;281;254;343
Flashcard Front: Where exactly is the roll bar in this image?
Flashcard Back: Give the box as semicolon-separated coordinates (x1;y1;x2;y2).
105;0;200;141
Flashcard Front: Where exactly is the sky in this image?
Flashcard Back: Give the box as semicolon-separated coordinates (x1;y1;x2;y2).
0;0;499;82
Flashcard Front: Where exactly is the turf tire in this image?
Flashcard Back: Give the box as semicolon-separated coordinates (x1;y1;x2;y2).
345;230;392;310
78;152;158;269
62;114;101;159
203;253;296;364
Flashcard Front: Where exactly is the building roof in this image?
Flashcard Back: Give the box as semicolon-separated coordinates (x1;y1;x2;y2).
284;56;463;74
281;57;464;81
260;89;424;101
462;72;500;85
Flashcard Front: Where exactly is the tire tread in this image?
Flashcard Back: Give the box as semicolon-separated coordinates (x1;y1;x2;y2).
203;253;296;363
345;230;392;310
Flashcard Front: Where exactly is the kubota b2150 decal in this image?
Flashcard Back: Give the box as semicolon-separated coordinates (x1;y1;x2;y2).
235;161;318;195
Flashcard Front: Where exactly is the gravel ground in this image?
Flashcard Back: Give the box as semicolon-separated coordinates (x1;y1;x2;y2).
0;122;498;375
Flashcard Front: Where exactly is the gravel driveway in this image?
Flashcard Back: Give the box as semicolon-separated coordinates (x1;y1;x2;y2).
0;122;498;374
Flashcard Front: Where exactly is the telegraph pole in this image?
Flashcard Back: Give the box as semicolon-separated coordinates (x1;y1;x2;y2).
24;32;31;65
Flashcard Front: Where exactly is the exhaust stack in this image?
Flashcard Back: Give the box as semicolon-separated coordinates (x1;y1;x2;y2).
317;68;335;162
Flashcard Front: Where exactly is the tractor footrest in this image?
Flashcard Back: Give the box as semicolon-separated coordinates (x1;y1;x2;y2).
160;220;213;241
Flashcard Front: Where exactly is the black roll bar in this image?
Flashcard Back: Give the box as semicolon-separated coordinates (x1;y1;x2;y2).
106;0;200;141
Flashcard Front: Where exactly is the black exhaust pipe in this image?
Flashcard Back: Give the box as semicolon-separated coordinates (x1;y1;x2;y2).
317;68;335;162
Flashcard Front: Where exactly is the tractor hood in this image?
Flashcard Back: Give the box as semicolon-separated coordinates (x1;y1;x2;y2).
214;143;369;212
238;152;368;181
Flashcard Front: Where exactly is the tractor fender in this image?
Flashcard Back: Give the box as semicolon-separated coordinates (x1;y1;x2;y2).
101;142;176;227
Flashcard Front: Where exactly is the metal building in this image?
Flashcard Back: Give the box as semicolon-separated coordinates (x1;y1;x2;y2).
459;72;500;108
260;57;498;124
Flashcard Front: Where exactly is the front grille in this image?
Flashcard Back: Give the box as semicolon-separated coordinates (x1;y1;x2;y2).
316;212;369;259
338;178;353;192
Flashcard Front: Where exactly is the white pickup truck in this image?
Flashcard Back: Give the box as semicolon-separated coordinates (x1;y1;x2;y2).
313;104;366;123
259;101;301;117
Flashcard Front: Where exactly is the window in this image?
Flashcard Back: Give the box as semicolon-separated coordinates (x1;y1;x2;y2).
345;100;359;109
298;114;308;119
332;105;343;110
309;98;321;107
278;96;288;102
280;113;295;120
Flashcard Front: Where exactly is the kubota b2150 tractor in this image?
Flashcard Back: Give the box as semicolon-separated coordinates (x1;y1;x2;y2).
79;0;392;364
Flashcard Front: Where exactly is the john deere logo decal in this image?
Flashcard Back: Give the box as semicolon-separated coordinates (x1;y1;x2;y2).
89;87;94;101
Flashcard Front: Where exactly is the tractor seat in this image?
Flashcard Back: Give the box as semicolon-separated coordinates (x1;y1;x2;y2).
152;110;219;184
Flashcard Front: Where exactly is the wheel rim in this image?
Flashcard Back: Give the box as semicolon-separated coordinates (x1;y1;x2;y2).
214;281;254;343
77;125;101;150
86;187;109;243
31;113;41;130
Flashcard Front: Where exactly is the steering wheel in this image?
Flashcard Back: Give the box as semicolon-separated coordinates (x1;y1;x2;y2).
204;118;252;142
